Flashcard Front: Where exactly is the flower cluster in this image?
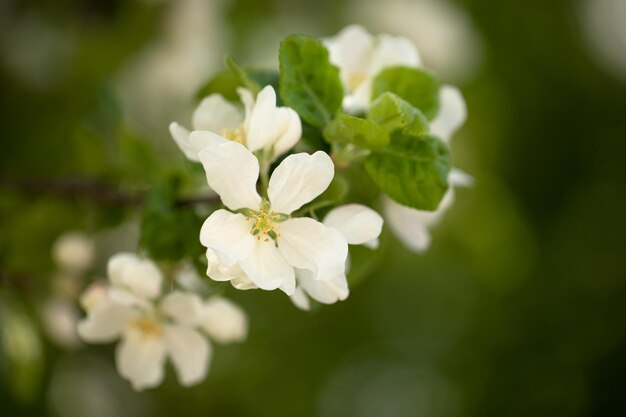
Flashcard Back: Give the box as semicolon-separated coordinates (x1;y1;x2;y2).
78;253;247;390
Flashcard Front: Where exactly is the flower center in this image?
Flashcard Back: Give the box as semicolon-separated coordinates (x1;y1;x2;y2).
130;318;163;340
221;125;246;145
347;72;367;92
244;200;288;243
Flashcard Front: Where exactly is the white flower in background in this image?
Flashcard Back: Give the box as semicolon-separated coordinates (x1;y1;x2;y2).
198;140;348;295
324;25;420;113
77;253;247;391
199;297;248;344
384;86;472;253
169;85;301;162
40;298;82;350
52;232;95;274
291;204;384;310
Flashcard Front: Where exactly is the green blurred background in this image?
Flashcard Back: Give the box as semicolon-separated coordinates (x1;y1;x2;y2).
1;0;625;416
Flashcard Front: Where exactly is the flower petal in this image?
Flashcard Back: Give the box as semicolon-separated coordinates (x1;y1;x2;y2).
369;33;421;76
107;253;162;300
169;122;195;161
290;287;311;311
160;292;203;327
323;204;383;245
164;325;211;387
277;217;348;281
116;326;167;391
239;239;295;294
243;85;277;153
268;151;334;214
450;168;474;188
198;141;262;211
77;297;136;343
430;85;467;143
192;94;243;132
298;268;349;305
199;297;248;344
272;107;302;157
324;25;374;87
200;210;255;267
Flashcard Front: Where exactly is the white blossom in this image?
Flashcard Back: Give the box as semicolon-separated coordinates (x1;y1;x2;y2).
77;253;247;391
324;24;420;113
198;141;349;296
290;204;383;310
199;297;248;344
41;298;82;350
52;232;95;273
169;85;301;162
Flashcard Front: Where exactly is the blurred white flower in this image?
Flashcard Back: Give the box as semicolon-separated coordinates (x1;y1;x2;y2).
430;86;467;144
324;25;420;113
170;85;301;162
198;141;348;296
40;298;81;350
290;204;383;310
52;232;95;274
77;253;247;391
199;297;248;344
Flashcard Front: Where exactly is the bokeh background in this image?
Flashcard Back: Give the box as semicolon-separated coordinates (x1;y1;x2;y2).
1;0;625;416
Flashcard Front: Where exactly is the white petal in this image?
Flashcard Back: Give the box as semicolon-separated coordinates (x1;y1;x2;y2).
200;210;255;267
77;297;137;343
169;122;196;161
198;141;262;211
323;204;383;245
272;107;302;157
237;87;255;119
369;34;421;77
297;268;349;305
430;85;467;143
107;253;162;300
160;292;203;327
164;325;211;387
268;151;334;214
51;232;95;273
450;168;474;188
205;248;254;288
290;287;311;311
188;130;229;153
79;281;108;312
192;94;243;132
278;218;348;281
324;25;374;87
243;85;277;152
200;297;248;344
116;326;167;391
239;239;295;294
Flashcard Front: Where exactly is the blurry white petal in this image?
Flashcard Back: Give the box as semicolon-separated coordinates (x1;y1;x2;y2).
188;130;229;154
369;34;421;76
200;297;248;344
297;269;349;305
323;204;383;245
243;85;277;152
169;122;195;160
290;287;311;311
200;210;255;267
324;25;374;86
239;239;295;294
41;299;81;350
160;292;203;327
116;326;167;391
430;85;467;143
164;325;211;387
198;141;262;211
192;94;243;132
272;107;302;157
364;238;380;249
79;281;108;312
77;298;136;343
107;253;162;300
237;87;255;119
268;151;334;214
450;168;474;187
52;232;95;273
278;218;348;281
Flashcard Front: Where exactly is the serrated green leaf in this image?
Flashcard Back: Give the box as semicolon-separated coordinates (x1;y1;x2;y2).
279;34;343;128
368;92;430;136
323;113;390;150
365;133;450;210
372;66;440;120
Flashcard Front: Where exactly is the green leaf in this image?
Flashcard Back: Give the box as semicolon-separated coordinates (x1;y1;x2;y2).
372;66;440;120
225;56;262;95
368;92;430;136
140;173;206;262
365;133;450;210
196;65;280;103
279;34;343;128
323;113;390;150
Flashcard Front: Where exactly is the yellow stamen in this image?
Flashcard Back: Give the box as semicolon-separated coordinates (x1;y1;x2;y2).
221;125;246;145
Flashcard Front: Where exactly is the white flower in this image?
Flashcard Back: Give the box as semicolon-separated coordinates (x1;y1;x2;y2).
169;85;301;162
290;204;383;310
324;25;420;113
198;141;349;296
41;298;81;350
199;297;248;344
77;253;211;391
430;85;467;144
52;232;95;273
385;169;473;253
